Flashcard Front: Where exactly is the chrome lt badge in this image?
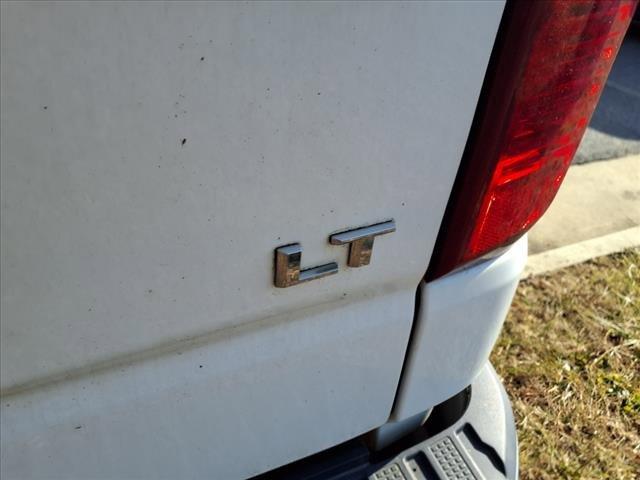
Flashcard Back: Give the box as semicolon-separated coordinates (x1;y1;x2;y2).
274;219;395;288
274;244;339;288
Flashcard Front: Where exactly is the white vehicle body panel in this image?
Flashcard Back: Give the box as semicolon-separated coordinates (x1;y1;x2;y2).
1;2;504;478
393;236;527;420
1;290;415;480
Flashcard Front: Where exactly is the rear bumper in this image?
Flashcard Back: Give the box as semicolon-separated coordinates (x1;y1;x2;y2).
370;362;518;480
256;362;518;479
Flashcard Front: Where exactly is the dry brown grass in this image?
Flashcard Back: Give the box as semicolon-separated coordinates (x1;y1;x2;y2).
491;248;640;480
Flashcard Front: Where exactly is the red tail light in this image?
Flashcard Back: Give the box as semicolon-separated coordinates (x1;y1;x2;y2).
426;0;637;280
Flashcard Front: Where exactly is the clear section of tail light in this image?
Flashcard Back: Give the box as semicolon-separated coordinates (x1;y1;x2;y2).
426;0;637;280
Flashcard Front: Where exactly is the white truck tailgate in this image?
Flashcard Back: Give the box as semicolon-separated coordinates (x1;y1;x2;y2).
0;2;504;478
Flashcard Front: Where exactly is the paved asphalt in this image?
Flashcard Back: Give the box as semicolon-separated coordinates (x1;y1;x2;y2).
574;31;640;164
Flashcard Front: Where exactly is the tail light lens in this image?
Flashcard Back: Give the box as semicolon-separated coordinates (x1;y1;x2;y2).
426;0;637;280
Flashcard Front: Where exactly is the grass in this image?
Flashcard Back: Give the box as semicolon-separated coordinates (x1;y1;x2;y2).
491;248;640;480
